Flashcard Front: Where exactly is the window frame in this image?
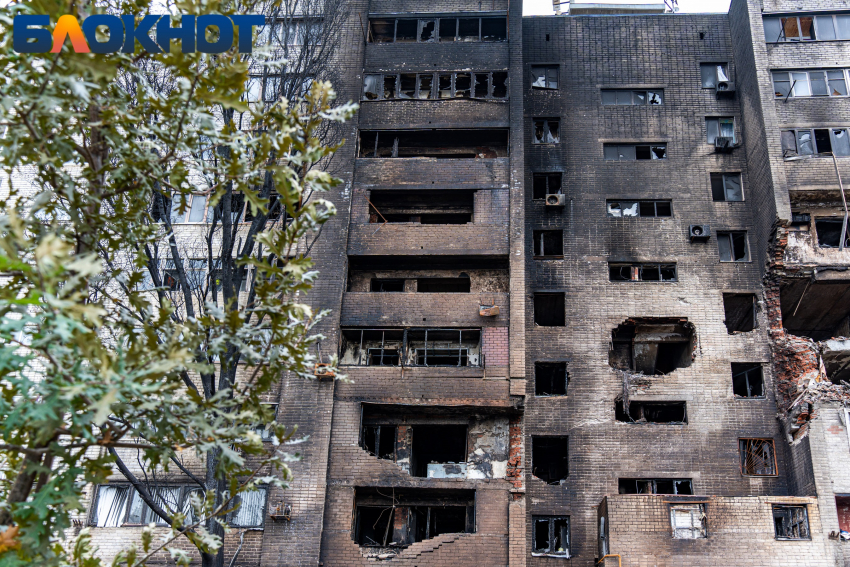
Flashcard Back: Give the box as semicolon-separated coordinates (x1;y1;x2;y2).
608;263;678;282
532;118;560;145
531;515;571;557
670;503;708;539
532;172;563;199
772;69;850;98
530;65;559;90
606;199;673;217
90;484;209;527
717;231;750;262
362;72;508;102
705;117;736;144
764;14;850;43
732;363;765;399
773;505;811;540
368;16;507;43
532;230;564;258
814;217;850;248
601;89;664;106
710;173;744;202
781;127;850;158
700;62;730;89
603;144;668;161
739;438;778;476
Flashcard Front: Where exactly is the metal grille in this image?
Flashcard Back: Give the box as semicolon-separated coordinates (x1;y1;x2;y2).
740;438;776;476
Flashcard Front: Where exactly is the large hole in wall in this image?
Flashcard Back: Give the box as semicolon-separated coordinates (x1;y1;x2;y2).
779;278;850;341
368;190;474;225
531;436;568;484
723;293;757;333
347;256;509;294
609;318;695;375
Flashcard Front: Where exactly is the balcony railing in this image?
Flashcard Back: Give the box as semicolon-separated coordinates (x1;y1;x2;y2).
339;327;484;367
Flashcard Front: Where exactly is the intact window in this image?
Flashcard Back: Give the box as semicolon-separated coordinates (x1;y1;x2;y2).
671;504;707;539
773;70;849;98
90;485;222;528
740;438;777;476
532;516;570;557
532;173;563;199
710;173;743;202
534;293;565;326
815;218;850;248
773;505;810;540
603;144;667;160
535;362;568;396
533;119;560;144
732;363;765;398
717;231;749;262
533;230;564;257
700;62;730;88
706;117;735;144
601;89;663;105
531;436;568;484
606;200;672;217
761;15;850;42
531;66;559;89
608;263;677;282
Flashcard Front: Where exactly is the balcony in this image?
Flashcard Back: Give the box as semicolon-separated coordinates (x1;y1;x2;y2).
347;223;509;256
340;292;508;327
359;100;508;130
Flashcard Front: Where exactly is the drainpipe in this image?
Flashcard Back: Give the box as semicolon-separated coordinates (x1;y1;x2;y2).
831;153;849;251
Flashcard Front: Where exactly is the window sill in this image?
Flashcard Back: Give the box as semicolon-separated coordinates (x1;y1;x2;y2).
774;537;812;541
734;396;767;400
531;552;570;558
534;256;564;260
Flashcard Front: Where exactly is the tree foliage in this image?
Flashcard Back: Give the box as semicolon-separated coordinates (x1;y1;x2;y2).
0;0;354;565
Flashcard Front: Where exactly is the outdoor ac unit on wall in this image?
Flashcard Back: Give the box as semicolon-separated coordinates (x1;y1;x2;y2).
546;194;565;207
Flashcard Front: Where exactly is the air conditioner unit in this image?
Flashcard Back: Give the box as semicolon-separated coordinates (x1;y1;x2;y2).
689;224;710;241
545;194;565;207
714;137;735;153
479;304;500;317
314;363;335;379
715;81;736;98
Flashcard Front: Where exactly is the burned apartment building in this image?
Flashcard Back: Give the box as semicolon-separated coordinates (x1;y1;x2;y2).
79;0;850;566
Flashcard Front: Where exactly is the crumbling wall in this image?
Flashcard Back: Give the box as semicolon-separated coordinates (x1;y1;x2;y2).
467;417;510;479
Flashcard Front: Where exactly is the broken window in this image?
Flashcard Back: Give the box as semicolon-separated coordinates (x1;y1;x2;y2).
601;89;663;105
739;438;777;476
706;117;735;144
368;17;506;43
732;363;764;398
700;62;730;88
368;190;474;224
533;119;560;144
609;318;695;375
616;401;687;424
533;231;564;257
340;329;404;366
532;172;563;199
370;278;405;292
836;496;850;533
815;218;850;248
341;328;482;367
534;293;565;326
618;479;693;495
535;362;568;396
417;277;470;292
606;200;672;217
773;70;849;98
254;403;279;440
766;14;850;42
362;425;396;459
670;504;707;539
717;231;749;262
773;505;810;540
603;144;666;160
781;127;850;158
413;425;468;477
454;73;471;98
532;437;568;484
710;173;743;202
358;129;509;159
355;506;395;546
532;516;570;557
608;264;677;282
723;293;757;333
531;66;559;89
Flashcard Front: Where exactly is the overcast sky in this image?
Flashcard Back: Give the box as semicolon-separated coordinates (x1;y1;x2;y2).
523;0;732;15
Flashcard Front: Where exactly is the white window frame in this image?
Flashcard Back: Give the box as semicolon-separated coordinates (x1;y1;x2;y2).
670;504;707;539
772;69;849;98
764;14;850;43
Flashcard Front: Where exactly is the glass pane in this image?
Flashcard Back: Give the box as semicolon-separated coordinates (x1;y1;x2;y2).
800;17;815;40
791;72;811;96
781;130;797;155
232;488;266;527
773;72;791;97
782;17;800;40
719;118;735;139
418;74;432;99
621;202;639;216
701;64;716;88
724;175;743;201
810;71;828;96
838;15;850;39
763;18;783;42
607;202;622;216
647;91;662;105
718;234;732;261
833;129;850;156
616;90;632;105
604;145;619;160
126;490;144;523
634;91;647;105
363;75;380;100
797;130;814;155
170;194;186;223
531;67;547;88
620;145;637;160
816;16;836;40
95;486;129;527
711;174;726;201
716;64;729;82
244;77;261;102
263;76;279;102
828;71;847;96
601;90;616;105
651;145;666;159
706;119;719;144
547;68;558;89
188;196;206;222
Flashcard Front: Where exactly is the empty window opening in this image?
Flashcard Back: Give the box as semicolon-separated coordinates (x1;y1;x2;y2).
609;318;695;375
740;438;777;476
368;190;474;225
671;504;707;539
782;128;850;157
816;218;850;248
608;263;677;282
531;66;559;89
534;293;566;326
779;276;850;341
706;117;735;144
412;425;468;477
604;144;667;160
711;173;743;202
532;516;570;558
341;328;482;367
371;278;405;292
618;479;693;495
533;231;564;257
773;505;810;540
732;363;765;398
362;425;396;459
367;347;400;366
836;496;850;533
417;277;470;293
419;19;436;42
607;200;672;217
359;130;508;159
531;436;568;484
601;89;663;105
700;62;730;89
533;119;560;144
368;17;506;43
481;18;507;41
354;488;475;548
532;173;563;199
395;19;417;42
535;362;568;396
717;231;749;262
616;401;687;424
723;293;757;333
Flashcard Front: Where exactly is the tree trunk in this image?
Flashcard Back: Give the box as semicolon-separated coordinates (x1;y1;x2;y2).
202;447;226;567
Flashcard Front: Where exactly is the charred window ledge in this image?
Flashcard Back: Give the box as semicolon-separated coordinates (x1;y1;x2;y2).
340;328;483;367
615;400;688;424
359;129;509;159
